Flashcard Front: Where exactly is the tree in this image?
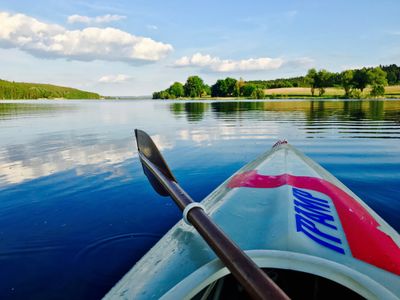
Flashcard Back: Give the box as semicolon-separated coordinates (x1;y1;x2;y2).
152;91;160;99
211;77;237;97
305;68;317;96
367;67;387;86
211;79;227;97
224;77;237;96
381;64;400;85
241;84;257;97
305;69;331;96
235;78;245;96
368;67;387;97
315;69;332;96
168;82;184;98
184;76;205;98
340;70;354;97
251;88;264;99
203;84;211;96
352;68;369;92
386;71;398;85
152;90;171;99
370;85;385;97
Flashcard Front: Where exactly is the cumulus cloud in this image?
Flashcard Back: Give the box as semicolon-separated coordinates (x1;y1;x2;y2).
98;74;131;83
0;12;173;63
67;14;126;25
174;53;284;72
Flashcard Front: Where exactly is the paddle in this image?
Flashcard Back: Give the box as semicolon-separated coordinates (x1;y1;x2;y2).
135;129;289;300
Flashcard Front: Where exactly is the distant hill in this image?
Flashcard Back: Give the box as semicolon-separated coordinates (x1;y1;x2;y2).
0;79;100;99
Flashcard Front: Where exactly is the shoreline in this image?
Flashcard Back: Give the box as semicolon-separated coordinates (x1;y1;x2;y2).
2;96;400;101
153;85;400;101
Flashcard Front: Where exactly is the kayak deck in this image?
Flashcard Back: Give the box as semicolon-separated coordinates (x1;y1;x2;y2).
104;143;400;299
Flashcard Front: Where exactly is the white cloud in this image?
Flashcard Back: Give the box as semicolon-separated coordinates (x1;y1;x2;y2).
67;14;126;24
0;12;173;63
174;53;284;72
173;53;315;72
98;74;131;83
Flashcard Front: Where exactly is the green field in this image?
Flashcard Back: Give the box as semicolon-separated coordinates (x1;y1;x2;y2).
263;85;400;98
0;79;101;100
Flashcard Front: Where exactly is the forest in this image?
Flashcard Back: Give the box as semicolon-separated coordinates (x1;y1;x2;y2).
0;79;100;99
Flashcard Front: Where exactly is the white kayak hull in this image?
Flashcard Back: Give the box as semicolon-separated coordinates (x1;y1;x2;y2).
104;143;400;299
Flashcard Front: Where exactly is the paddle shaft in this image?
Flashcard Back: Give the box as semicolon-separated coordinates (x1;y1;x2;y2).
139;153;289;300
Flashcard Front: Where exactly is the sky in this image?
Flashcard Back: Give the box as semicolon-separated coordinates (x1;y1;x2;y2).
0;0;399;96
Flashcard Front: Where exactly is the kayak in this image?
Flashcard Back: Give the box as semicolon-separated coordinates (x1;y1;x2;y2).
104;139;400;299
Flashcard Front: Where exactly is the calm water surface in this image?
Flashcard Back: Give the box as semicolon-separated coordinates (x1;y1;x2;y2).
0;99;399;299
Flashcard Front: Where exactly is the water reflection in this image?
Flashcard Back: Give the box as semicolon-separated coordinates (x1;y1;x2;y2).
0;101;176;186
170;102;210;122
0;134;176;185
0;136;135;185
168;100;399;122
168;100;400;140
0;101;76;120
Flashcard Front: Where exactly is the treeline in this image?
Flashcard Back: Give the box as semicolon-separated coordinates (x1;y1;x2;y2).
246;64;400;90
247;76;307;89
153;64;400;99
153;76;265;99
0;79;100;99
304;66;388;97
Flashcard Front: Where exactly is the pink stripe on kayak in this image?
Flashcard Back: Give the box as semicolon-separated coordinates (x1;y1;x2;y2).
228;171;400;276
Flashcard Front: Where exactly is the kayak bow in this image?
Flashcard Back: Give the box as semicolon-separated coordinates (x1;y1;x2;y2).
133;129;288;300
104;134;400;300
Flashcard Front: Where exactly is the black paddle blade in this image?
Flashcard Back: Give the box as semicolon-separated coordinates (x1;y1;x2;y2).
141;164;170;196
135;129;177;196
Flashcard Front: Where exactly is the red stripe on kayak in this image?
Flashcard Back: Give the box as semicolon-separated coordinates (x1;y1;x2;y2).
228;171;400;276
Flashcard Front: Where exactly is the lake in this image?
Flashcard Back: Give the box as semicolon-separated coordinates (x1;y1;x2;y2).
0;99;399;299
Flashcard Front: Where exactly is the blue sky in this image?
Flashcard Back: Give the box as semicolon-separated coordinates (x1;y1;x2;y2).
0;0;399;96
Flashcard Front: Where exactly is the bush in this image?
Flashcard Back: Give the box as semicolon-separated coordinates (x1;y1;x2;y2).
370;85;385;97
348;89;362;99
251;89;265;99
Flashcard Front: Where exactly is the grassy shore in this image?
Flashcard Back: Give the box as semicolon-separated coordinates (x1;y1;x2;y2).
263;85;400;98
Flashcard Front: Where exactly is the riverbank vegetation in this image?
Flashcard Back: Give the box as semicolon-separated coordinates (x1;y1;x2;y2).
153;64;400;99
0;79;100;99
